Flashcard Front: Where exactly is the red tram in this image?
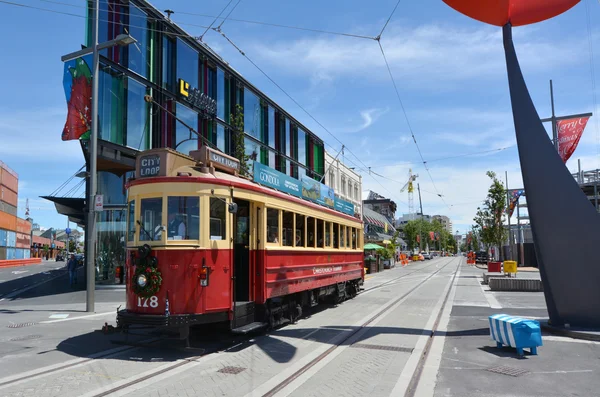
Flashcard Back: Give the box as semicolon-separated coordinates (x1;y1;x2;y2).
117;147;364;338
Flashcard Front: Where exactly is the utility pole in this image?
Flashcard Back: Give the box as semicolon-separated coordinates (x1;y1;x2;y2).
505;171;512;261
417;183;424;252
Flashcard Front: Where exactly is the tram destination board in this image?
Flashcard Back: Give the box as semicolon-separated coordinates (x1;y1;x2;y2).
139;154;160;177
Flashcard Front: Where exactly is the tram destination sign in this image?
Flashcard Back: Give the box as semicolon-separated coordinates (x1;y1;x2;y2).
139;154;161;177
194;146;240;175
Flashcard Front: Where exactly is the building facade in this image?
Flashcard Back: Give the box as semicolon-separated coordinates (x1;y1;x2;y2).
0;160;31;261
395;213;432;229
432;215;453;234
363;191;397;225
55;0;330;283
324;151;362;217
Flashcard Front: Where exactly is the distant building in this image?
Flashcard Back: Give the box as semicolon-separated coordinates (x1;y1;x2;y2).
0;160;32;262
396;213;431;228
433;215;453;234
324;151;363;217
363;191;397;225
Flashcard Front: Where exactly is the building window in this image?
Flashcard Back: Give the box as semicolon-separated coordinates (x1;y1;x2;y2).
347;181;352;199
209;198;226;240
216;124;226;152
176;39;199;90
126;78;150;150
298;128;306;166
244;88;261;140
162;35;175;92
175;103;198;155
216;68;229;121
341;177;346;196
268;106;275;149
329;170;335;189
167;196;199;240
128;5;149;78
355;185;359;201
98;68;124;145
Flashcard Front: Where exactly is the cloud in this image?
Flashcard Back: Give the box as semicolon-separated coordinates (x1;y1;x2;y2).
335;107;388;134
250;23;585;88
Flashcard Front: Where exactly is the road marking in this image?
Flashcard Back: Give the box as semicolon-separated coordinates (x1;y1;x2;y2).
40;311;115;323
476;276;502;309
11;270;28;275
48;314;70;319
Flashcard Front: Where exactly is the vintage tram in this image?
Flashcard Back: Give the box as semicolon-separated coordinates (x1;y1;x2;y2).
117;147;364;339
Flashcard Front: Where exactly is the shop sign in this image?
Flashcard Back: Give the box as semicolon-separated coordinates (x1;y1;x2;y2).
334;197;355;216
139;154;161;177
301;175;335;208
253;162;301;198
178;79;217;117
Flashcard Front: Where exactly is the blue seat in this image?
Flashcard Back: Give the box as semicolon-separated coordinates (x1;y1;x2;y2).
488;314;543;356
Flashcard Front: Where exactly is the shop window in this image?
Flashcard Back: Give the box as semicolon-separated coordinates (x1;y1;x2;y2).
267;208;279;243
139;197;162;241
333;223;339;249
295;214;305;247
282;211;294;247
167;196;199;240
317;219;324;248
307;217;315;248
209;198;226;240
175;103;198;156
126;78;150;150
128;5;149;78
176;38;199;90
340;225;345;248
325;221;331;247
127;200;135;241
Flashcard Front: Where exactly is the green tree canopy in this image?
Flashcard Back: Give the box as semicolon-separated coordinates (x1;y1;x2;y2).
473;171;508;259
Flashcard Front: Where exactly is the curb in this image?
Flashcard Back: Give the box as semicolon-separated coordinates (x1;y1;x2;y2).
0;260;44;269
541;321;600;342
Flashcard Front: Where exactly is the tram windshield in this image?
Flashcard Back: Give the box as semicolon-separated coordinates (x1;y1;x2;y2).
139;197;163;241
167;196;200;240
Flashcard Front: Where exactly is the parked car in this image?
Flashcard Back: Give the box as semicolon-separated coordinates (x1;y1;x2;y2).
55;254;65;261
74;254;85;266
475;251;489;264
422;252;431;260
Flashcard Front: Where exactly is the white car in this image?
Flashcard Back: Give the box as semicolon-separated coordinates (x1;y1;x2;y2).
421;252;431;260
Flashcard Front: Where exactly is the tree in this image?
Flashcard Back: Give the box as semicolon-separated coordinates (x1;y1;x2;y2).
230;104;251;177
68;240;76;253
473;171;508;260
402;218;431;251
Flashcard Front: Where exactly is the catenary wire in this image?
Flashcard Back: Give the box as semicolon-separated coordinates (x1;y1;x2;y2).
37;0;376;40
217;0;243;30
49;165;85;197
199;0;234;40
377;39;451;211
378;0;403;38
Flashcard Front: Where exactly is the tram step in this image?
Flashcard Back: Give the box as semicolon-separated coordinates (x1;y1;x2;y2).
234;301;255;317
231;322;268;335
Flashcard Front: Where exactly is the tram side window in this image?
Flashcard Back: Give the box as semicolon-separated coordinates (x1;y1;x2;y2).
307;217;316;248
209;198;226;240
167;196;199;240
127;201;135;241
296;214;305;247
317;219;324;248
139;197;163;241
267;208;279;244
282;211;294;247
332;223;339;249
340;225;345;248
347;226;352;248
325;221;332;247
352;228;358;249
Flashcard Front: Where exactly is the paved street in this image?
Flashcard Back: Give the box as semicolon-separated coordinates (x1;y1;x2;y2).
0;258;598;397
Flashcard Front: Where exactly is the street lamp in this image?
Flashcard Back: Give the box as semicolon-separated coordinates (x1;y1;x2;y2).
61;0;136;313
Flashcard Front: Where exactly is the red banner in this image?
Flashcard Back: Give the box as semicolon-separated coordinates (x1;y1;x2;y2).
557;116;589;163
429;231;435;241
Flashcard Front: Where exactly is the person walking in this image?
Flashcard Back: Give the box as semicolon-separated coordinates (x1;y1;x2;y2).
67;254;78;286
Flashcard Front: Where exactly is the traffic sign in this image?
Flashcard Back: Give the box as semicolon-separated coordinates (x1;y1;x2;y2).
94;195;104;212
65;227;71;235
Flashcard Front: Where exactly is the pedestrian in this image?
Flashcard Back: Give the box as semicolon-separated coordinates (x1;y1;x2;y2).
67;254;78;286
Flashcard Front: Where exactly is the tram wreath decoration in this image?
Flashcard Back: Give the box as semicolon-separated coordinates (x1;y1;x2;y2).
132;261;162;298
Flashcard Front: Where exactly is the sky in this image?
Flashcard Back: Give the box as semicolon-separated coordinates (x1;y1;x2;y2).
1;0;599;236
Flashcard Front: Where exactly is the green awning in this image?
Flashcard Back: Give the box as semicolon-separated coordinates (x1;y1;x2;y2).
364;243;384;250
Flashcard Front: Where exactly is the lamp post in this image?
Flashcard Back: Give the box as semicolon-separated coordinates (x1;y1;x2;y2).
61;0;136;312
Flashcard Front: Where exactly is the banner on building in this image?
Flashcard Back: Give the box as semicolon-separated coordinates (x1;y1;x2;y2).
301;175;335;208
507;189;525;218
62;55;93;141
334;197;355;216
556;116;590;163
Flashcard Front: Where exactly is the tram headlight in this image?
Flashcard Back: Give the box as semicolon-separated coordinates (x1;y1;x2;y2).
137;274;148;288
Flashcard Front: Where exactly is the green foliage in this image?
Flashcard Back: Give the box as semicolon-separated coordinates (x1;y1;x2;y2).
473;171;508;258
230;104;251;177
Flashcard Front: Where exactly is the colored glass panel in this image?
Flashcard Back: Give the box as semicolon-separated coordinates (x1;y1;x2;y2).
128;5;149;78
176;39;199;91
244;88;261;140
126;78;150;150
98;69;124;145
162;36;175;92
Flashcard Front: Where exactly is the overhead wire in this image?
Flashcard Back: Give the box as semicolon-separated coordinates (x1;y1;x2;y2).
217;0;243;30
49;165;85;197
377;0;402;38
198;0;234;41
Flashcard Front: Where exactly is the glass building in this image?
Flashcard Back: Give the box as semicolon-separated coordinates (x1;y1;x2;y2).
71;0;326;283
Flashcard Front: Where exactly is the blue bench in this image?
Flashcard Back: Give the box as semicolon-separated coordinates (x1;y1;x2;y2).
488;314;542;356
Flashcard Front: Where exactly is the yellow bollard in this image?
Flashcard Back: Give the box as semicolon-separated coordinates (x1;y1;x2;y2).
503;260;517;276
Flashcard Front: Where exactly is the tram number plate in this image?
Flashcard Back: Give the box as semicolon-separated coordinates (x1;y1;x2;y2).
137;296;158;308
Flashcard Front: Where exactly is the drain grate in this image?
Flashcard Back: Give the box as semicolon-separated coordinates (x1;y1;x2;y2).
351;343;413;353
486;365;530;377
218;366;246;375
7;322;37;329
10;334;42;342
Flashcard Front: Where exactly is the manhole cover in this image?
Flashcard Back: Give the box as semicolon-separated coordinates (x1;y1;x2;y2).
218;366;246;375
486;365;530;377
351;343;413;353
7;322;37;329
10;334;42;341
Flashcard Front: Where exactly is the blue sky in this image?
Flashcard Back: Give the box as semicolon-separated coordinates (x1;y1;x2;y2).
1;0;599;236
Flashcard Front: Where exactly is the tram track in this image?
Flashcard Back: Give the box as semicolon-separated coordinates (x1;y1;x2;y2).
261;257;461;397
362;257;450;293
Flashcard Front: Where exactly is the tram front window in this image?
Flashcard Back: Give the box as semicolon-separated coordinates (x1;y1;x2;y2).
167;196;200;240
139;197;163;241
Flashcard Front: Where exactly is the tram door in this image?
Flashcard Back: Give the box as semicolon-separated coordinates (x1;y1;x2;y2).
233;199;251;302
